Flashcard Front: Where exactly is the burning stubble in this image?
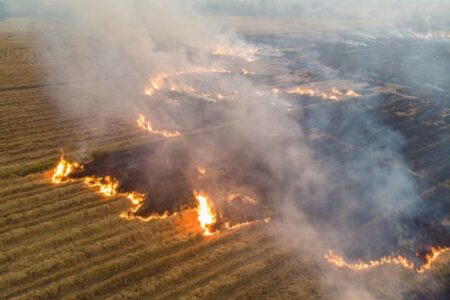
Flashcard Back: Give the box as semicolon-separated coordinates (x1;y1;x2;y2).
34;0;450;298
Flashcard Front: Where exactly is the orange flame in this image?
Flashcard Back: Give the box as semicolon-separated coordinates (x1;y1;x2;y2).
345;89;360;97
417;247;450;273
324;250;415;271
126;191;146;206
84;176;119;197
196;166;206;176
225;193;257;204
51;155;270;231
137;114;180;138
287;87;316;96
119;210;175;222
51;153;81;183
325;247;450;273
194;191;217;236
51;154;173;222
144;67;231;96
287;87;360;101
212;47;256;62
241;68;255;75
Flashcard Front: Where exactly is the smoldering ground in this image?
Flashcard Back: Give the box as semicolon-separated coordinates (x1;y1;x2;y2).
7;0;449;299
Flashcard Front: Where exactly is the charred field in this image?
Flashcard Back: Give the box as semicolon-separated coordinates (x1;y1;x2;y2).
1;11;450;300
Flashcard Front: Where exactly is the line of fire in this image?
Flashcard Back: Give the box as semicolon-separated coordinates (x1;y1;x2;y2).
47;31;449;279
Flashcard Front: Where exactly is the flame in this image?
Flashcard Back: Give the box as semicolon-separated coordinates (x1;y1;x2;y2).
196;166;206;176
51;153;81;183
137;114;180;137
51;154;175;222
241;68;255;75
144;67;231;96
224;216;271;230
417;247;450;273
169;84;196;94
224;220;254;230
144;87;155;96
320;92;339;101
287;87;360;101
212;47;256;62
120;189;176;222
194;191;217;236
84;176;119;197
287;87;316;96
345;89;360;97
325;247;450;273
126;191;146;205
225;193;257;204
51;155;270;231
119;210;175;222
324;250;415;271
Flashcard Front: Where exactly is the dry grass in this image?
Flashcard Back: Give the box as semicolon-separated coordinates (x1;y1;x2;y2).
0;31;323;299
1;23;447;299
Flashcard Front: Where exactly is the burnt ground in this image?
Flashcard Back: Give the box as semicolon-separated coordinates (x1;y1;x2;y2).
71;32;449;267
258;32;450;262
72;126;271;226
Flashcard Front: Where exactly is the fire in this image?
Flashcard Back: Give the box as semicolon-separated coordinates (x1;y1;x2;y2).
196;166;206;176
324;250;415;271
51;153;81;183
287;87;360;100
194;191;217;236
144;87;155;96
325;247;450;273
320;93;339;101
225;193;257;204
50;154;270;232
287;87;316;96
144;67;231;96
346;89;360;97
169;84;196;94
224;221;254;230
212;47;256;62
241;68;255;75
120;210;174;222
84;176;119;197
137;114;180;138
417;247;450;273
126;191;146;206
50;154;174;222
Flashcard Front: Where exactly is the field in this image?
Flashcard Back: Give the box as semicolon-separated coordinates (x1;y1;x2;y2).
1;17;449;299
0;24;324;300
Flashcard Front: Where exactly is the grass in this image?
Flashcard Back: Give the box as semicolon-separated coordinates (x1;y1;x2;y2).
0;31;324;299
1;26;448;299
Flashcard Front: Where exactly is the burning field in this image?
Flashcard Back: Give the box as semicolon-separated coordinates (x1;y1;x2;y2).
1;1;450;299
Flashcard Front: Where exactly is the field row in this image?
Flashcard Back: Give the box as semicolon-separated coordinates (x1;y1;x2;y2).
0;172;320;299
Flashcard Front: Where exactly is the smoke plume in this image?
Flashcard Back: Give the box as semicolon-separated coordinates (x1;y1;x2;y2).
5;0;449;299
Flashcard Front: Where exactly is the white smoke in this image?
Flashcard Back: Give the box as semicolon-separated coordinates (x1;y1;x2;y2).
3;0;445;299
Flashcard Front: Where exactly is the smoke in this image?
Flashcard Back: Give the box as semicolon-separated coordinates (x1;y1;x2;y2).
4;0;448;299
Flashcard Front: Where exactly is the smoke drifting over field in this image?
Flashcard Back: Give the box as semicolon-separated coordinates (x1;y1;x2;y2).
6;0;449;298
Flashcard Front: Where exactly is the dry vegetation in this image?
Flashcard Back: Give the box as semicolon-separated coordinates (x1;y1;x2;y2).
1;18;448;299
0;30;322;299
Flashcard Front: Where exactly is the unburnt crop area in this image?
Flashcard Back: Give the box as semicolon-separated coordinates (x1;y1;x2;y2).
1;3;450;299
